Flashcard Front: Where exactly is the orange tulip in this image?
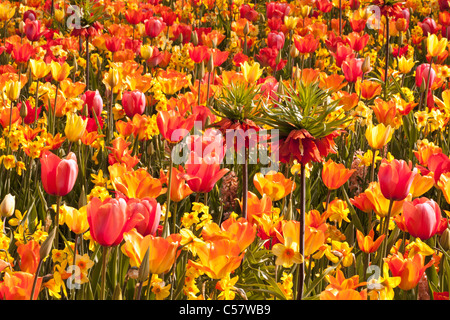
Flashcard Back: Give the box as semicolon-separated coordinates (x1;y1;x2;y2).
122;229;181;274
109;163;164;199
17;240;40;274
188;239;244;279
241;191;273;226
371;98;398;127
320;288;367;300
356;228;385;253
156;109;195;144
159;165;193;203
386;253;434;291
364;182;404;218
253;171;295;201
0;272;42;300
350;192;376;214
321;159;355;190
202;216;256;252
356;80;382;100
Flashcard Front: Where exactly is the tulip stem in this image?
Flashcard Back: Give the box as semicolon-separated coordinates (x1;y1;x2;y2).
30;259;43;300
384;15;390;101
101;246;108;300
379;198;394;269
242;147;249;220
162;146;173;237
296;163;306;300
71;233;79;300
54;195;62;249
34;80;40;128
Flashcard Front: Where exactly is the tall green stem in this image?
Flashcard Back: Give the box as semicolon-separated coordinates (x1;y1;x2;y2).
296;163;306;300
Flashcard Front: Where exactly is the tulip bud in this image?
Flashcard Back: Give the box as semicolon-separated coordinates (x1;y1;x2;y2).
290;43;299;58
20;102;28;118
198;61;205;79
440;228;450;251
138;247;150;283
243;22;249;36
362;55;371;74
0;194;15;218
207;55;214;73
113;283;122;300
39;226;56;260
191;31;198;46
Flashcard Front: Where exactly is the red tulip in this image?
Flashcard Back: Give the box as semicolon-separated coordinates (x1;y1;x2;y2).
183;151;229;193
341;56;363;83
24;19;46;42
105;36;123;53
418;17;437;36
378;159;417;201
189;45;210;64
331;43;354;67
23;10;37;22
145;17;166;38
316;0;333;13
240;4;259;22
126;197;161;237
156;109;196;144
294;34;320;55
403;197;442;240
415;63;436;88
122;89;146;117
11;43;35;64
40;150;78;197
87;197;144;247
125;9;143;25
267;31;285;50
82;90;103;117
344;32;369;52
266;2;290;20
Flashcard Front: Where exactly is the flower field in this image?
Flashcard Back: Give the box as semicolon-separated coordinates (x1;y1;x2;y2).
0;0;450;302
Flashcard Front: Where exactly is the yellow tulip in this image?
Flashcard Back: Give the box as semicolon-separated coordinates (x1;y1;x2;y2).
64;112;88;142
0;2;15;21
284;16;299;31
30;59;51;79
427;34;448;58
50;61;72;82
0;194;15;218
4;80;21;101
241;61;263;83
397;56;415;74
365;122;394;150
64;206;89;234
140;45;153;61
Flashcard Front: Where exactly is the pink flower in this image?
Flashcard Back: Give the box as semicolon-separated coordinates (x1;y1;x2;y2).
122;90;146;117
182;152;229;193
82;90;103;118
341;56;363;83
126;197;161;237
415;63;436;88
403;197;442;240
40;150;78;197
87;197;144;247
378;159;417;201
